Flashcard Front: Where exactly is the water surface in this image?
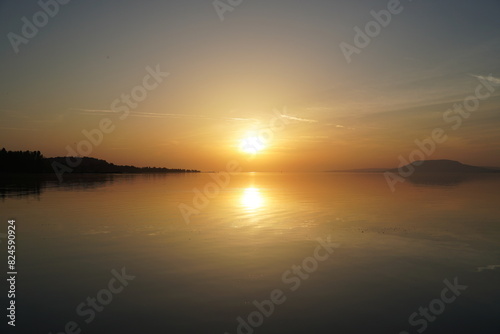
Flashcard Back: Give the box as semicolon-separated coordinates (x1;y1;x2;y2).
2;172;499;333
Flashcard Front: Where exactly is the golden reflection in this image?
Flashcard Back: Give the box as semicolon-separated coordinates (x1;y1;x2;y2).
241;187;264;210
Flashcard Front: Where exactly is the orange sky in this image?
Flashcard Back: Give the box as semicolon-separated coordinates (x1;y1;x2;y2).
1;0;500;171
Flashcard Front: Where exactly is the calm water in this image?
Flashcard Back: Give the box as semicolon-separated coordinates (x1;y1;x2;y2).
2;172;500;334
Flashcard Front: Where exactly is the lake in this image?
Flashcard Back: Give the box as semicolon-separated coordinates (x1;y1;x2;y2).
1;172;500;333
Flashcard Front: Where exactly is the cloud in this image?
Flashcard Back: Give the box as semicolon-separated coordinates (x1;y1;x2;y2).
70;109;254;122
477;264;500;272
279;114;318;123
471;74;500;86
0;127;41;131
71;108;116;114
325;123;355;130
305;107;334;112
0;109;64;123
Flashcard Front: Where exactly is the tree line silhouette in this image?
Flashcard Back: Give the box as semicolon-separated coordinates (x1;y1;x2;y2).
0;148;199;174
0;148;48;173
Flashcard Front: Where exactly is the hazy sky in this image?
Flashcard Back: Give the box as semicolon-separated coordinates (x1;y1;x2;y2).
1;0;500;171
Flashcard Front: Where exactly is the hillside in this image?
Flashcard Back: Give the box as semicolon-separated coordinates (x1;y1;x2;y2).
387;159;498;173
0;148;199;174
329;160;499;173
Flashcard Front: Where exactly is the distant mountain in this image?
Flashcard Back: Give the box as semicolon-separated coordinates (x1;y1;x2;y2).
329;160;499;174
387;160;498;173
0;148;199;174
483;166;500;171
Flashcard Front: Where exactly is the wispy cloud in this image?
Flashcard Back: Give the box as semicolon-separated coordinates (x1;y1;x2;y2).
70;109;254;122
70;108;115;114
477;264;500;272
471;74;500;86
305;107;334;112
0;109;63;123
298;135;329;143
0;127;41;131
325;123;355;130
280;114;318;123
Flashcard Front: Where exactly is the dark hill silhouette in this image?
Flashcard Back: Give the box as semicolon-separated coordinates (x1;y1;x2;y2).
387;159;498;173
0;148;199;174
328;160;500;187
48;156;198;173
330;160;499;174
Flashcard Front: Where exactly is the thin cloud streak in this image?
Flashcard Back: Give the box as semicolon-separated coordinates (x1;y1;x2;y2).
471;74;500;86
71;109;255;122
280;114;318;123
0;127;41;131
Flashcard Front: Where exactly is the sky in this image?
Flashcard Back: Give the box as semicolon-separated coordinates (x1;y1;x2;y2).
1;0;500;171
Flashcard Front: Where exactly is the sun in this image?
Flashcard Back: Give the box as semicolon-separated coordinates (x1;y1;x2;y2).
239;136;266;154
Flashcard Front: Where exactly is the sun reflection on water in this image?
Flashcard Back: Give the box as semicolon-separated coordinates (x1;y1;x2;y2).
240;187;264;210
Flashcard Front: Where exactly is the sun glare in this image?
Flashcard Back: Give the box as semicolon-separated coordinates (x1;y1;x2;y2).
239;136;266;154
241;187;264;210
